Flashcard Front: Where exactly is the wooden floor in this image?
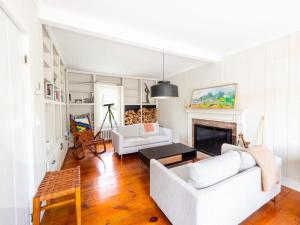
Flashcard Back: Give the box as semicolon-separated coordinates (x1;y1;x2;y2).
42;142;300;225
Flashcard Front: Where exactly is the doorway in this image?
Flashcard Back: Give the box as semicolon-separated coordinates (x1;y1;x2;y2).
0;8;31;225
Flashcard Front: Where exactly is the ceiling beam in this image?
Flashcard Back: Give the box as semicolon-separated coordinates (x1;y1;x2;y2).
38;7;221;63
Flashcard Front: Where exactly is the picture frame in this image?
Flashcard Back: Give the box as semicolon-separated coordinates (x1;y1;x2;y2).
191;83;237;109
45;82;53;100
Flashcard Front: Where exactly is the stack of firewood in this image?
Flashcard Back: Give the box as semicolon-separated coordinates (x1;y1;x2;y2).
141;108;157;123
124;108;157;125
124;110;141;125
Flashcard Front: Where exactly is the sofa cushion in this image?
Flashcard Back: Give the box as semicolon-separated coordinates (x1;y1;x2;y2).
221;143;256;172
170;164;189;181
239;151;256;172
187;151;241;189
221;143;245;154
117;124;140;138
144;134;169;144
140;122;159;136
123;137;148;148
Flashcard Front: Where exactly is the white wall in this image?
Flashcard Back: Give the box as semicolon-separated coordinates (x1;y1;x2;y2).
1;0;46;214
159;32;300;191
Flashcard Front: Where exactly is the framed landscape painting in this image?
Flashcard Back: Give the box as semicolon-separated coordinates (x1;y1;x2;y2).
191;84;237;109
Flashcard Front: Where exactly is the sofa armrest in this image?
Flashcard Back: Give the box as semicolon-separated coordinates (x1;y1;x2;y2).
150;159;199;225
159;127;172;141
111;130;123;154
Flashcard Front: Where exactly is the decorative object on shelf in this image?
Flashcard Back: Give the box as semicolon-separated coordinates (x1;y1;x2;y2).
83;93;94;103
61;92;65;102
151;53;179;98
44;82;53;100
90;92;94;103
54;87;61;102
191;83;237;109
75;99;83;103
83;98;90;103
144;83;150;103
69;93;72;102
237;133;250;148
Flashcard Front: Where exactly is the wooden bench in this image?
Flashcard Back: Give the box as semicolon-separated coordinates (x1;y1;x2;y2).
33;166;81;225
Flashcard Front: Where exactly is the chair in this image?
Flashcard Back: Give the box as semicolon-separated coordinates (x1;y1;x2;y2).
70;114;106;159
33;166;81;225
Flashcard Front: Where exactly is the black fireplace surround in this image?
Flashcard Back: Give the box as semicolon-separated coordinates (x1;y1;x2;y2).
194;124;233;156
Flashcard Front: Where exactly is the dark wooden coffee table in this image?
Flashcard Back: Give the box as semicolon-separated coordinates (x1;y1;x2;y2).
138;143;197;167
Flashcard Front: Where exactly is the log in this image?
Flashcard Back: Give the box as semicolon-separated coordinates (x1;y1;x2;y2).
124;107;157;125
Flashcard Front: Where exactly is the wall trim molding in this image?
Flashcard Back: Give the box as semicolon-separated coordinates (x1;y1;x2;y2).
282;177;300;192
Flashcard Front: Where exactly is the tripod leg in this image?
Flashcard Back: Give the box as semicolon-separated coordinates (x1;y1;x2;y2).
109;109;118;127
99;109;109;132
109;111;113;129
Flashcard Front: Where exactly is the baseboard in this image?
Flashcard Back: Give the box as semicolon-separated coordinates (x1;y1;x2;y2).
282;176;300;192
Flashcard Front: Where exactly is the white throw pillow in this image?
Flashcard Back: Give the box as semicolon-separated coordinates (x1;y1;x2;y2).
117;124;140;138
238;151;256;172
139;122;159;136
221;143;256;172
221;143;245;154
187;151;241;189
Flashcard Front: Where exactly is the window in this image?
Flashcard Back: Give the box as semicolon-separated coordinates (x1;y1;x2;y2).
96;85;122;130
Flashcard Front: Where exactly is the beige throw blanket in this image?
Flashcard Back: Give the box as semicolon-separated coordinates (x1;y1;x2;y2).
246;145;280;192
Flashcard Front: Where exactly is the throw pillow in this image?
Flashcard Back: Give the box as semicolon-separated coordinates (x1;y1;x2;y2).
140;122;159;136
143;123;154;132
221;143;256;172
188;151;241;189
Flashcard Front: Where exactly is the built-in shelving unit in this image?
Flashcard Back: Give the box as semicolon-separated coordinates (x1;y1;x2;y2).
67;72;95;134
66;71;158;134
123;78;157;124
43;25;68;172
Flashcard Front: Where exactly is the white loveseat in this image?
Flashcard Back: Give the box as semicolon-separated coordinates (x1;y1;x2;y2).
112;123;172;158
150;147;281;225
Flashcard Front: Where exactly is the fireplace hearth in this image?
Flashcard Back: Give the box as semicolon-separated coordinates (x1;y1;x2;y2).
192;119;236;156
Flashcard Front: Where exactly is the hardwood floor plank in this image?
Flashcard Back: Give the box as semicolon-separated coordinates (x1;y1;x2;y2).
41;143;300;225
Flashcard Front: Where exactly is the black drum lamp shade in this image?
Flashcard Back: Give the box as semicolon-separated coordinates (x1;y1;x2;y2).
151;53;179;98
151;81;178;98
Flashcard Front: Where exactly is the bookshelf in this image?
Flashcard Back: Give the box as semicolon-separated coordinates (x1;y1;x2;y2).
43;25;68;171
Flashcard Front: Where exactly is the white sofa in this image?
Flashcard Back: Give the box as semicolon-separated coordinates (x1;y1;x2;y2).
150;148;281;225
111;123;172;158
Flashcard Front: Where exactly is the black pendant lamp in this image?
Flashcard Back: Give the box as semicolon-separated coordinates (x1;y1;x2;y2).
151;53;179;98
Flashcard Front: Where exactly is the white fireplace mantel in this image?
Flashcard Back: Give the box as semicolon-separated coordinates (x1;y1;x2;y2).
186;108;247;147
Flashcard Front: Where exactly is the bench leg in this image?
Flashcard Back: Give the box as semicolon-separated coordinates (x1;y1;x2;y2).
75;187;81;225
33;197;41;225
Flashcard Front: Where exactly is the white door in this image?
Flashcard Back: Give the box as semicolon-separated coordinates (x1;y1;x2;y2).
0;8;30;225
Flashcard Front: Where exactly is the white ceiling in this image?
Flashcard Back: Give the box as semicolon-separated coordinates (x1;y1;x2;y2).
47;26;206;78
39;0;300;77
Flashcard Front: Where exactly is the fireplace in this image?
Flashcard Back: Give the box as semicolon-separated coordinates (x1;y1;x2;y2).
193;119;237;156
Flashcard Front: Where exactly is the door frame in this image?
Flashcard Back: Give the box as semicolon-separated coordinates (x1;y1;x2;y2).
0;1;35;224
